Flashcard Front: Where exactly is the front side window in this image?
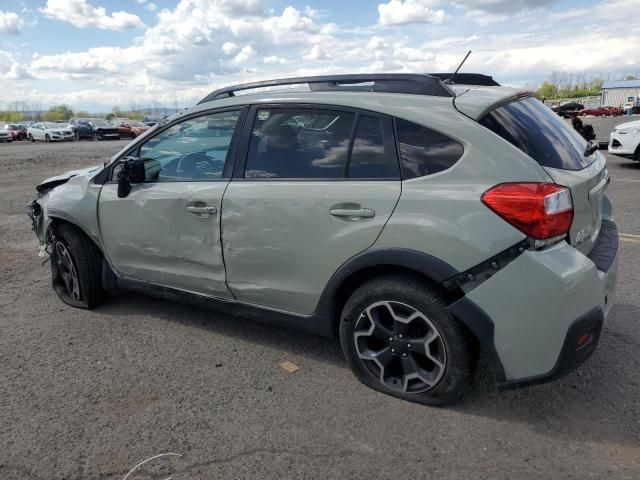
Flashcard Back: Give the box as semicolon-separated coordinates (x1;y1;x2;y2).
396;119;464;179
245;108;355;179
136;110;240;181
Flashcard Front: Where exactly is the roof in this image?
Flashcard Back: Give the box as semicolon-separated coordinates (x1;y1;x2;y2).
601;79;640;89
197;73;501;104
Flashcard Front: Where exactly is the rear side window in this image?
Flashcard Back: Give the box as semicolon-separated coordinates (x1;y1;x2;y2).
480;97;592;171
348;115;393;179
395;119;464;179
245;108;354;179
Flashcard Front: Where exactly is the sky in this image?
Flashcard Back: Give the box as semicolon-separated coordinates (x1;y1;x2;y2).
0;0;638;112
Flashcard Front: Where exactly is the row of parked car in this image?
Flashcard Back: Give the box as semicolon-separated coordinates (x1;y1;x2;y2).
552;101;640;118
0;117;160;143
551;102;629;118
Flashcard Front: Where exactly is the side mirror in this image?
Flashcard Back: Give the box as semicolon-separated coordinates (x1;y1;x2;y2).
116;158;146;198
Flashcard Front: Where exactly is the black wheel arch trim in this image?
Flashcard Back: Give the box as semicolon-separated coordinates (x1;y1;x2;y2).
313;247;509;381
314;247;460;319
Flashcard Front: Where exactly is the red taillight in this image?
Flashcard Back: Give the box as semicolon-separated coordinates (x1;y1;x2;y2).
481;183;573;240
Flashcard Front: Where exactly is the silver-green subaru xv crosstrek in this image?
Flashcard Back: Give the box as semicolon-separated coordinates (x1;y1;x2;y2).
27;74;618;405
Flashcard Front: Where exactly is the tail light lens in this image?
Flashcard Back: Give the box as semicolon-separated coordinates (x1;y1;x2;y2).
481;183;573;241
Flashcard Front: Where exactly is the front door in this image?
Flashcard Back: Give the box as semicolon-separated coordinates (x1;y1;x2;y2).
222;105;402;314
99;108;245;299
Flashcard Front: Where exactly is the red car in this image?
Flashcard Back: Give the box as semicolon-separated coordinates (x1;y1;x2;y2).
114;120;151;138
3;123;26;140
578;106;622;117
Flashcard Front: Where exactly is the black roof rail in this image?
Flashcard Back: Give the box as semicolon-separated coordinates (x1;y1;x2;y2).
428;73;500;87
197;73;455;104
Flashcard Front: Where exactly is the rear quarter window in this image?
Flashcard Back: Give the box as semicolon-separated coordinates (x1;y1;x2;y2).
480;97;593;171
395;119;464;179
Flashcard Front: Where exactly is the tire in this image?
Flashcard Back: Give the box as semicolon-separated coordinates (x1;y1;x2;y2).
29;134;34;142
339;274;473;406
45;134;51;142
51;223;106;309
75;131;80;141
96;131;103;141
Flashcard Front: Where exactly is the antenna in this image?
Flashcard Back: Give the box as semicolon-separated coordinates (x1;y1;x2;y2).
445;50;472;85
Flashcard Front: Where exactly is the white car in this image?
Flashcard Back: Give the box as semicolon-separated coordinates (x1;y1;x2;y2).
27;122;74;142
0;128;12;142
608;120;640;161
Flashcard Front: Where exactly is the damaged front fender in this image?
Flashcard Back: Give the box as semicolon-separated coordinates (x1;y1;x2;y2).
27;164;105;256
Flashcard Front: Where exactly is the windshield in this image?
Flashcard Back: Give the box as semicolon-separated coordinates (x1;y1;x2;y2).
43;123;66;129
480;97;594;171
7;124;20;130
91;120;111;127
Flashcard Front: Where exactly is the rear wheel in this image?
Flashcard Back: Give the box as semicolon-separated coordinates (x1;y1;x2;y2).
51;224;106;309
339;275;473;406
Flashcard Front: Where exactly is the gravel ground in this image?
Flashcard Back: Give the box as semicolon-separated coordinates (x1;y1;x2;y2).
1;138;639;480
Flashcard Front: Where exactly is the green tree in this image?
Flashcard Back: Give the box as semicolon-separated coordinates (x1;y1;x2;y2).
536;81;557;100
47;105;74;120
0;111;23;122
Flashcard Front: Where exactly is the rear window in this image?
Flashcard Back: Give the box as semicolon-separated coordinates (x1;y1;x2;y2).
480;97;593;171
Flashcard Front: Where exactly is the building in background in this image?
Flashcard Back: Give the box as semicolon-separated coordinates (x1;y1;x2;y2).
600;80;640;107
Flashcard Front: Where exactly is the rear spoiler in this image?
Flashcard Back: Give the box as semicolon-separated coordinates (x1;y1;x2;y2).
428;73;500;87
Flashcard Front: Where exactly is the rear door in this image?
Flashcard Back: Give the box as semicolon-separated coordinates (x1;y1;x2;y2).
480;97;608;255
221;105;402;314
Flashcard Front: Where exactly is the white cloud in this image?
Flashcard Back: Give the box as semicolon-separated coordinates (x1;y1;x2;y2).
0;50;31;79
221;41;238;55
0;11;23;34
233;45;256;64
263;55;287;65
41;0;145;31
146;3;157;11
303;44;331;61
378;0;445;26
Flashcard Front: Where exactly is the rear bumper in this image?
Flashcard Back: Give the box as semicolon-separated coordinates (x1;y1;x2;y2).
499;307;603;389
454;219;618;385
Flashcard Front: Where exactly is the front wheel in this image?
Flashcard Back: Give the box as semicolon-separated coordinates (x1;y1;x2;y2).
45;134;51;142
28;134;34;142
75;131;80;141
51;224;106;309
339;275;473;406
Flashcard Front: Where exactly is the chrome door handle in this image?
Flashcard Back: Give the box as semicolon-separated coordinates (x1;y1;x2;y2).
330;208;375;218
186;205;217;215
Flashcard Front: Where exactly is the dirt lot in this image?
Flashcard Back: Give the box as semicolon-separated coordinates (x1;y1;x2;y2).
1;139;639;480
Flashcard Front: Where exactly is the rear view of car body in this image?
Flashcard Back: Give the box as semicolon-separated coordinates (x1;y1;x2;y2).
433;89;618;385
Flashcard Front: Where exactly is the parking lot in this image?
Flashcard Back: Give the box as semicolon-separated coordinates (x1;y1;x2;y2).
1;138;639;479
